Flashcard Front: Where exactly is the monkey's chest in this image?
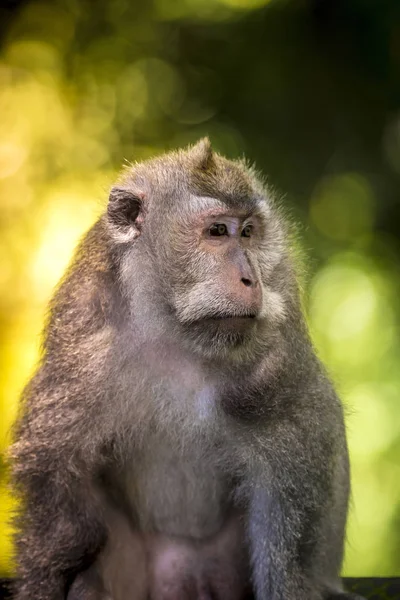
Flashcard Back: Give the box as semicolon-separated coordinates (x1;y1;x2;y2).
125;440;233;539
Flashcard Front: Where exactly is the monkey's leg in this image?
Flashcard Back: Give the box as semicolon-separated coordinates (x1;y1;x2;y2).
13;469;107;600
97;510;149;600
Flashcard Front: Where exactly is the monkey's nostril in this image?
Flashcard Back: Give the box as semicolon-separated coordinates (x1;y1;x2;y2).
241;277;252;287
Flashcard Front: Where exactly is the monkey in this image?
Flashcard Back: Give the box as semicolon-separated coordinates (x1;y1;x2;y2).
9;138;365;600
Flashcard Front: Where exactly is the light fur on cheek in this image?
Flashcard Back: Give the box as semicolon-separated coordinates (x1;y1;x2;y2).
260;288;286;324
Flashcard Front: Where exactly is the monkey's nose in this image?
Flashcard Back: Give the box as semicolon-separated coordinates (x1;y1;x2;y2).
239;276;262;312
241;277;253;287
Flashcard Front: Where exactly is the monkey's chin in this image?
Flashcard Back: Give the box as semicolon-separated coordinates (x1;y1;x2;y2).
182;316;258;358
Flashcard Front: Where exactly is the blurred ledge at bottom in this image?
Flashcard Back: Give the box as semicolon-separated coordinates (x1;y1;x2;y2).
0;578;399;599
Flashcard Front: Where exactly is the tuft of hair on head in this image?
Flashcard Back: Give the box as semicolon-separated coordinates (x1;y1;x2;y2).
181;138;254;206
185;137;215;172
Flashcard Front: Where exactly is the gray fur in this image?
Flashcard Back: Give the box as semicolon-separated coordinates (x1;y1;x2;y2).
10;139;363;600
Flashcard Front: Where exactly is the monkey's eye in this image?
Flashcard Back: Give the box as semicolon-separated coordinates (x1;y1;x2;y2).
209;223;228;237
241;225;253;238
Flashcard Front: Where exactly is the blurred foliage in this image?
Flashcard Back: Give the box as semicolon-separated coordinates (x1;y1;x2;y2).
0;0;400;578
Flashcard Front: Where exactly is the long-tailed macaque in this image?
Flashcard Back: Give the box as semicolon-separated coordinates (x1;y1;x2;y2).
10;139;365;600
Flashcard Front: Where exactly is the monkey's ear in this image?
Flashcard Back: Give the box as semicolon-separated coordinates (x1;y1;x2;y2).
189;137;215;171
107;186;145;242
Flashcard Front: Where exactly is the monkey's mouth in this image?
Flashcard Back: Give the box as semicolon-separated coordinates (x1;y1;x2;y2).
205;313;258;330
209;312;257;321
182;311;259;333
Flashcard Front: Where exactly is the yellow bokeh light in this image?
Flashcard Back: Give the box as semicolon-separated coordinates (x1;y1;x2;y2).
155;0;274;21
0;486;17;576
309;254;395;369
346;384;397;459
344;469;400;576
0;143;27;180
218;0;273;10
30;201;100;299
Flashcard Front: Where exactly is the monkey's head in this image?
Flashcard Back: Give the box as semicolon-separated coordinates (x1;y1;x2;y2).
107;139;297;361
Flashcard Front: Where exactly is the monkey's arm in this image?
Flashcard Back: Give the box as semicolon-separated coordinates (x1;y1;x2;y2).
11;367;109;600
11;223;119;599
12;469;106;600
245;379;351;600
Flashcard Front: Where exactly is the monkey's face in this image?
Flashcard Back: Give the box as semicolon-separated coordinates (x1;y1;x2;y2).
157;197;287;359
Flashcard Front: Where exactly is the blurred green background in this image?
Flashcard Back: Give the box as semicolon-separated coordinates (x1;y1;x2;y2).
0;0;400;578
